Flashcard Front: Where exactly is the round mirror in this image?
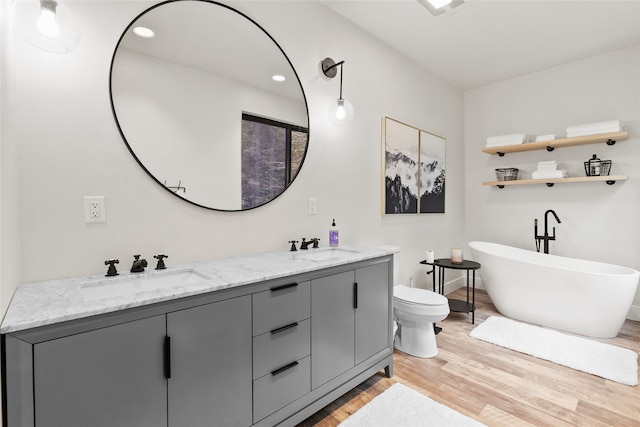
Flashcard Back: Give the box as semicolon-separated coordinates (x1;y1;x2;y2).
110;0;309;211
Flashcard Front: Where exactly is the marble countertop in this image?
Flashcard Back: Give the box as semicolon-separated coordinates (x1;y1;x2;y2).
1;246;393;334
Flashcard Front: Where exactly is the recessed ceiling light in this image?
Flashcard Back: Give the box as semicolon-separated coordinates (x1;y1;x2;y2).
272;75;286;82
133;26;155;38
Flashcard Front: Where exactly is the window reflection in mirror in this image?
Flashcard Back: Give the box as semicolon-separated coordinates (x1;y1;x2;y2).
241;114;308;209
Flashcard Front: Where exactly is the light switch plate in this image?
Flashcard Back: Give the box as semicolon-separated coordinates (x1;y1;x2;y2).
308;197;317;215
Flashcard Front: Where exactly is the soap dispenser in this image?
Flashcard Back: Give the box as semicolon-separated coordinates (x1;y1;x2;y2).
329;219;339;247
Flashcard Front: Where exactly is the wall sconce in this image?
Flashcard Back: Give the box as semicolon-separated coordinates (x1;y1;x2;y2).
321;57;354;125
14;0;81;53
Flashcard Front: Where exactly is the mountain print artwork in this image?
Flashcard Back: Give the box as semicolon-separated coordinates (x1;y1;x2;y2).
384;117;445;214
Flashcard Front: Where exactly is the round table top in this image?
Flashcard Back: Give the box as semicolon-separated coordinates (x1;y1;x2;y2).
420;258;481;270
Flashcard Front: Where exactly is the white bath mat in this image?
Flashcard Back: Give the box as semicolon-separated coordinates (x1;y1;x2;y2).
338;383;486;427
470;316;638;386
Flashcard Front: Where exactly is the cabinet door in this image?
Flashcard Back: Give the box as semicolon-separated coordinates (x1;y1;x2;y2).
355;262;391;364
34;315;167;427
311;270;355;389
167;295;252;427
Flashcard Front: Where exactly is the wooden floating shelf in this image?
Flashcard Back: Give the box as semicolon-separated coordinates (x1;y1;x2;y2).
483;175;628;188
482;131;628;156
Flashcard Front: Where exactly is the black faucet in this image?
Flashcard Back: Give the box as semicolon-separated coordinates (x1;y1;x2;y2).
105;259;119;277
154;254;168;270
300;238;311;250
130;255;148;273
300;238;320;250
534;210;561;254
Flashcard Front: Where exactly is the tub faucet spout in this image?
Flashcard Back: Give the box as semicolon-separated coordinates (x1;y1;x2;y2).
545;209;561;229
535;210;561;254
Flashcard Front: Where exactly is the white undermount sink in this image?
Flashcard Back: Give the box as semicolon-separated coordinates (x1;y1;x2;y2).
294;247;360;262
81;268;211;301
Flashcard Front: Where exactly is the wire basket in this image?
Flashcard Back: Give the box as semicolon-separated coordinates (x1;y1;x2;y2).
583;155;611;176
495;168;519;181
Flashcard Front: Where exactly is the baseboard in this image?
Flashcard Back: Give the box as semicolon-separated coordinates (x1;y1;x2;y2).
627;304;640;322
443;275;485;295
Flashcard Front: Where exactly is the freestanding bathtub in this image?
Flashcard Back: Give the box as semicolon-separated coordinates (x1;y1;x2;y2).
468;241;640;338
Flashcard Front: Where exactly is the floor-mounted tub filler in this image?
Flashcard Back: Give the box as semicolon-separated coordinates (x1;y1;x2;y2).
468;241;639;338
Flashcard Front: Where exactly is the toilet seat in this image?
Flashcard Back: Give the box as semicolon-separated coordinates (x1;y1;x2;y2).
393;285;447;306
392;285;449;358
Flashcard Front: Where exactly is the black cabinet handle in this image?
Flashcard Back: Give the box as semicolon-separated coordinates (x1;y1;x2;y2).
270;283;298;293
164;336;171;379
271;361;299;376
353;282;358;309
270;322;299;335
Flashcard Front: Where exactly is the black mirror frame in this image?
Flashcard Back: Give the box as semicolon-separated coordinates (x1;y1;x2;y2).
108;0;310;212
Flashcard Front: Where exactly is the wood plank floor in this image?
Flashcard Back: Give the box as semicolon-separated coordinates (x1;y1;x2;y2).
297;288;640;426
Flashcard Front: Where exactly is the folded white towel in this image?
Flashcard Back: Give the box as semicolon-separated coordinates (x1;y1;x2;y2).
486;133;527;145
566;126;622;138
536;161;557;172
566;120;621;134
532;169;568;180
535;134;556;142
485;139;525;148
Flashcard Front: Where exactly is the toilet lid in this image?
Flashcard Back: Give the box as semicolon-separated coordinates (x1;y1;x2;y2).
393;285;447;306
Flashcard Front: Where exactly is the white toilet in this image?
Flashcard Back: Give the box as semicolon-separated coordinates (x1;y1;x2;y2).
393;285;450;358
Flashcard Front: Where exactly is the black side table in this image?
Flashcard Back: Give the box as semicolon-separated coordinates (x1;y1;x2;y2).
420;258;481;324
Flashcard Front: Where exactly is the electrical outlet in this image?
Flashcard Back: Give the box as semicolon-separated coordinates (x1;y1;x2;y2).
84;196;106;223
308;197;317;215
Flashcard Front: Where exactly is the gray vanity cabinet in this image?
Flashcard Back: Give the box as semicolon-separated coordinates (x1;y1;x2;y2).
311;263;390;389
252;282;311;423
167;295;252;427
354;262;390;364
32;315;167;427
311;270;356;389
2;253;394;427
8;296;252;427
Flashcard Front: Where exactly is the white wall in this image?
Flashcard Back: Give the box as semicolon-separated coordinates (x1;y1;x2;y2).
464;45;640;319
1;0;20;317
1;0;464;314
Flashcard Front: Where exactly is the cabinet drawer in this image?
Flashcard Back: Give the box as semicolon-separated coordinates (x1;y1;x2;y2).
253;356;311;423
253;318;310;380
252;281;310;336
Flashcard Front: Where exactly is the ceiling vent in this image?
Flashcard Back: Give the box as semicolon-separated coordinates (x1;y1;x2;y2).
417;0;466;17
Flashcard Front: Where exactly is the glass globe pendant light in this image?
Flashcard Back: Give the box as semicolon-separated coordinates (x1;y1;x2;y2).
15;0;81;53
321;57;354;125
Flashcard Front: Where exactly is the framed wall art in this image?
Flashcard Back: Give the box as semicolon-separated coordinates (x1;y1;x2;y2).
382;117;446;214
